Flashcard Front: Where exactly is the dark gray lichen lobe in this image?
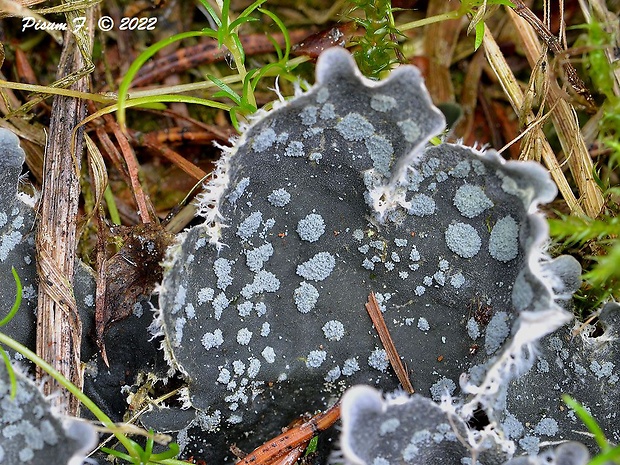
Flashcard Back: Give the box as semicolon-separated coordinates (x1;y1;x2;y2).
157;48;565;440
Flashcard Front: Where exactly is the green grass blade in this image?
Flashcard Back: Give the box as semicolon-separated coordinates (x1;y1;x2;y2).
237;0;268;20
207;74;243;105
588;445;620;465
0;346;17;399
229;15;259;32
116;30;217;131
0;267;22;327
259;8;291;60
198;0;222;28
562;395;609;452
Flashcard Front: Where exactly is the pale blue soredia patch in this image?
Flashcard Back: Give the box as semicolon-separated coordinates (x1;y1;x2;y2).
212;293;229;320
237;211;262;240
370;94;397;112
236;328;253;345
450;272;465;289
297;213;326;243
309;152;323;162
417;317;430;331
408;193;436;216
336;113;374;141
430;377;456;401
466;318;480;340
397;118;421;143
296;252;336;281
294;282;320;314
320;103;336;120
0;231;22;262
453;184;493;218
299;106;318;126
213;258;233;290
449;160;471;178
227;177;250;204
445;223;481;258
252;128;276;152
262;346;276;363
240;270;280;298
534;418;559;436
260;322;270;336
237;301;253;317
489;216;519;262
322;320;345;341
365;134;394;176
325;366;341;382
379;418;400;436
202;329;224;350
245;243;274;272
306;350;327;368
342;358;360;376
267;188;291;207
368;348;388;372
285;140;304;157
589;361;615;379
485;311;510;354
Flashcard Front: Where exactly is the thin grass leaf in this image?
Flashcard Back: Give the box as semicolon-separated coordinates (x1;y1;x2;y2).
0;267;21;327
198;0;222;28
208;74;243;105
588;445;620;465
474;22;485;50
116;30;217;131
0;346;17;399
228;15;259;33
100;447;134;462
259;7;291;60
151;442;180;460
562;395;610;452
237;0;268;21
230;32;247;64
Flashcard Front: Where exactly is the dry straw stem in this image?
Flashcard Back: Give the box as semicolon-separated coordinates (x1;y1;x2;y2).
482;26;584;216
35;12;94;416
507;8;604;218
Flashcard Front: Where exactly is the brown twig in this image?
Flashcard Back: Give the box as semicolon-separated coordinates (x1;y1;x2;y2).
365;292;414;394
235;401;340;465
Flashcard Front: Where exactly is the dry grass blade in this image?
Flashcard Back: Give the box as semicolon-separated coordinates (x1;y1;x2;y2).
482;25;585;216
508;8;604;218
35;21;93;415
511;0;595;106
365;292;414;394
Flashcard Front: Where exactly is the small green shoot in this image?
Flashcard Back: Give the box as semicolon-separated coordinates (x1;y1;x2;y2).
115;0;297;132
348;0;404;78
562;395;620;465
304;435;319;457
0;267;22;400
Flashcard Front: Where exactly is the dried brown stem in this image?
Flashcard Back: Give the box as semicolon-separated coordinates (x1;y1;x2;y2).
35;24;91;415
482;25;585;216
365;292;415;394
